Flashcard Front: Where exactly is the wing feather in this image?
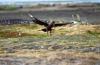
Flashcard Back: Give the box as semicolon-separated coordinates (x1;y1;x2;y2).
33;17;48;26
54;22;73;27
28;13;48;26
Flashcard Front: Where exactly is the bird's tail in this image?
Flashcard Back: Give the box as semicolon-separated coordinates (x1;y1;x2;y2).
38;28;47;32
41;28;47;32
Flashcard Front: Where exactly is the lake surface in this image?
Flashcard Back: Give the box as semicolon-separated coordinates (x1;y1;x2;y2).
0;9;100;24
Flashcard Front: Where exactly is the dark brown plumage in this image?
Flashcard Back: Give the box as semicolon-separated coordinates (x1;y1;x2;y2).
28;13;73;35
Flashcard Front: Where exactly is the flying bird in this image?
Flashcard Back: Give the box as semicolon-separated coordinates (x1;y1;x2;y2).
28;13;73;35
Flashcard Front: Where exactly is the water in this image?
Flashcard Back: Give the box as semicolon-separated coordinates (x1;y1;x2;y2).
29;9;100;24
0;9;100;24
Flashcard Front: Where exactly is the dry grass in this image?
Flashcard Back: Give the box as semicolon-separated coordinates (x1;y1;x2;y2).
0;24;48;38
55;25;100;35
0;24;100;37
0;24;100;65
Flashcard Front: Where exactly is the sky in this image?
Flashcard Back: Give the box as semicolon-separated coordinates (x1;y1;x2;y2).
0;0;100;3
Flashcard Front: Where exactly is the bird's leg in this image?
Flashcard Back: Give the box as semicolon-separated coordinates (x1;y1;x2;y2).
46;28;49;36
52;27;55;34
50;29;54;36
53;24;55;33
47;30;48;35
51;29;54;36
50;27;54;36
50;30;52;36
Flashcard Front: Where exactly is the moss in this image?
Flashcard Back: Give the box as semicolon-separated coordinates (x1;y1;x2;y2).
32;34;48;38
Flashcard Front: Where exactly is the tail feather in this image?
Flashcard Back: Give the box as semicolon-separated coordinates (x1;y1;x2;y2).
41;28;47;32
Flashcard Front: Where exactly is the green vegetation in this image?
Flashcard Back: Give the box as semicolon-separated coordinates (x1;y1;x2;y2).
32;34;48;38
86;30;100;36
0;5;17;11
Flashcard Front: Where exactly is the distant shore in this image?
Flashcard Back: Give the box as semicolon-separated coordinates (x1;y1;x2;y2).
0;6;99;13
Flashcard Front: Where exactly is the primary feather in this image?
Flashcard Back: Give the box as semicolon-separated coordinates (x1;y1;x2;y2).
28;13;48;27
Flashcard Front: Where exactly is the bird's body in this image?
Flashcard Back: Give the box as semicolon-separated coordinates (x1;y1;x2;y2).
41;21;55;35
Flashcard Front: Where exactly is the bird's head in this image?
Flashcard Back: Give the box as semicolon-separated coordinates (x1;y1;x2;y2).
52;21;55;24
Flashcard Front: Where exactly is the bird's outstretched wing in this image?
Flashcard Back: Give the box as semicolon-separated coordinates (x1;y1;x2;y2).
28;13;48;27
54;22;73;27
33;17;49;27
